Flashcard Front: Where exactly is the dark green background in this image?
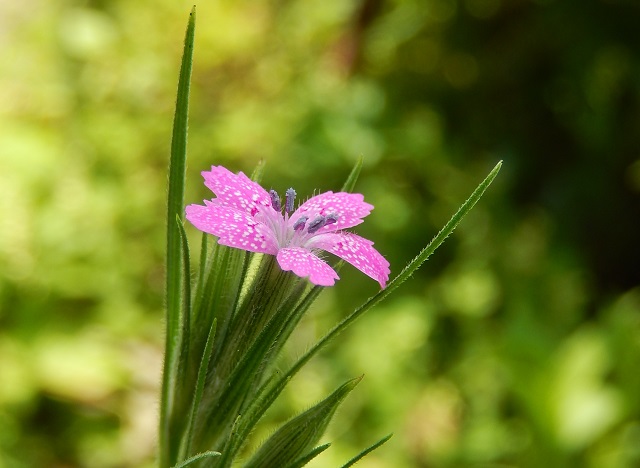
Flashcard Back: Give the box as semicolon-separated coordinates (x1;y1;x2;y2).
1;0;639;466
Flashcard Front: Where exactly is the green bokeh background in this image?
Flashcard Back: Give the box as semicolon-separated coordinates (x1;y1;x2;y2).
1;0;639;466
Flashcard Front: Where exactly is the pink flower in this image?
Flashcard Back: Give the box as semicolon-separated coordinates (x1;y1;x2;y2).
185;166;390;288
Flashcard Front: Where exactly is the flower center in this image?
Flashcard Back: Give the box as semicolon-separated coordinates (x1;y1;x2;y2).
267;188;338;247
292;212;338;237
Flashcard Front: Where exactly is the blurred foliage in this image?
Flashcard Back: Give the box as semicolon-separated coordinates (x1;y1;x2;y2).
1;0;639;467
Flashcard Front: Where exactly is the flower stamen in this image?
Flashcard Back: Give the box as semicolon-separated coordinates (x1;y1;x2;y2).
307;216;327;234
293;216;308;231
269;189;281;211
285;188;296;213
324;212;338;227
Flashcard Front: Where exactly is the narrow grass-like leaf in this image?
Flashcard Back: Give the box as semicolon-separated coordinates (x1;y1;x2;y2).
287;161;502;376
160;7;196;467
197;233;208;287
287;443;331;468
177;218;192;336
340;433;393;468
191;240;223;326
199;247;247;360
180;318;217;461
172;451;220;468
341;156;364;192
237;162;502;444
245;377;362;468
172;218;193;446
251;159;266;184
215;414;243;468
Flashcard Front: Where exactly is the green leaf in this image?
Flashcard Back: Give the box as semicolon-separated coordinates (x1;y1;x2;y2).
295;161;502;368
160;6;196;468
192;245;246;361
171;451;220;468
180;318;217;461
287;443;331;468
244;377;362;468
251;159;266;184
177;217;192;342
171;217;193;448
197;233;209;288
340;433;393;468
341;156;364;192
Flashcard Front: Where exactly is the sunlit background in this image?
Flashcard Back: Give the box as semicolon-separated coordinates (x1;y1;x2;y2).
1;0;640;466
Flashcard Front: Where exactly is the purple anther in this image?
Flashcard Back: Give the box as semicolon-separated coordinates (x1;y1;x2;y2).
307;216;326;234
285;188;296;213
269;189;281;211
324;212;338;226
293;215;308;231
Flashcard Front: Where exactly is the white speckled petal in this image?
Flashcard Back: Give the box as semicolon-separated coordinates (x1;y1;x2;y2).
186;202;278;254
290;191;373;232
276;247;339;286
202;165;273;215
309;233;390;288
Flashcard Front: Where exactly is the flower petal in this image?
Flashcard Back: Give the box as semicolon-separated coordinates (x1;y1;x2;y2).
276;247;339;286
290;192;373;232
202;165;273;216
186;201;278;254
309;233;390;288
